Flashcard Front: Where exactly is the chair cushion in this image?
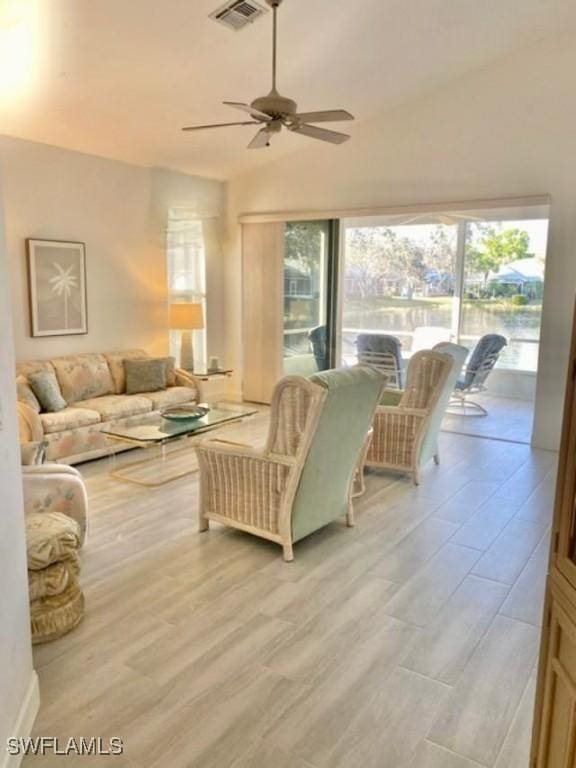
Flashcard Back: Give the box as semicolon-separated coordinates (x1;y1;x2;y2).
16;375;41;413
125;358;167;394
104;349;148;394
52;353;115;404
30;579;84;644
26;512;81;570
139;386;196;410
28;553;81;602
75;394;153;420
40;407;101;434
29;372;68;412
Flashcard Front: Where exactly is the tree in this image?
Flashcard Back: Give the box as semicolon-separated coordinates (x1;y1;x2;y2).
467;225;530;290
284;222;325;276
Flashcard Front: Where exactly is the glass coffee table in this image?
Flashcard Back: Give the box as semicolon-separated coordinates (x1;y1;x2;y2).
101;403;258;487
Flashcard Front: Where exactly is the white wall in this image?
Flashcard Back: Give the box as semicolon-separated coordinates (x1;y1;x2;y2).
227;34;576;450
1;137;226;364
0;170;38;766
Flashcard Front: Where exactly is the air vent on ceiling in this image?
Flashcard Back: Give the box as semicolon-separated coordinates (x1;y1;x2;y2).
210;0;268;31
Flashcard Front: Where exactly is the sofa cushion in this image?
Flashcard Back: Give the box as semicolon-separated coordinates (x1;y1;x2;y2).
26;512;81;570
52;353;115;404
16;360;56;380
104;349;148;394
40;407;101;434
139;386;197;410
29;372;68;412
159;356;176;386
16;375;41;413
75;394;153;421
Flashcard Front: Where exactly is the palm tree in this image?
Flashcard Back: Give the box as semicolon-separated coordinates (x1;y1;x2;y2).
48;262;78;328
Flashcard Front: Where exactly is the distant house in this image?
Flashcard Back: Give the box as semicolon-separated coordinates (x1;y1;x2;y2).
284;264;313;298
489;257;544;296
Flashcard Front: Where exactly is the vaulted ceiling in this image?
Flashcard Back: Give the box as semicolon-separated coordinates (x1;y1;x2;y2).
3;0;576;179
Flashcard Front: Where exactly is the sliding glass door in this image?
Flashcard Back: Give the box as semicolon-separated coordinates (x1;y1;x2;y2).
341;219;458;364
283;220;336;375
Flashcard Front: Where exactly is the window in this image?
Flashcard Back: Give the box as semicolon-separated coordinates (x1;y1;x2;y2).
341;207;549;372
166;209;207;367
342;222;457;361
461;219;548;372
283;221;332;375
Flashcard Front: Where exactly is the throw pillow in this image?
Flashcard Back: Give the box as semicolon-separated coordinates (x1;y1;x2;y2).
163;356;176;386
16;375;41;413
125;358;167;394
29;372;67;413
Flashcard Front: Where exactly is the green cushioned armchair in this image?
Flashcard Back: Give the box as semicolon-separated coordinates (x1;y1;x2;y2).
195;367;386;561
364;343;468;485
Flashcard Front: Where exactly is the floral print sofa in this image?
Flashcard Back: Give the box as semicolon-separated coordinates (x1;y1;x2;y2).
16;349;199;465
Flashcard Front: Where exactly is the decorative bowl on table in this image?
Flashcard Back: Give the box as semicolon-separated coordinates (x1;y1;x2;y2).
160;404;209;422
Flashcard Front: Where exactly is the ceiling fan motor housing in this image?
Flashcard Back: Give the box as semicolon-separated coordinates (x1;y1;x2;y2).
251;91;297;119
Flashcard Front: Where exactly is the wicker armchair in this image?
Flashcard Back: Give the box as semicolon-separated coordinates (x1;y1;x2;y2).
364;345;467;485
195;367;386;561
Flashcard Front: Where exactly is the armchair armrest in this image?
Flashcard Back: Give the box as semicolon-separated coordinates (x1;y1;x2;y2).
368;406;428;469
380;389;404;406
196;437;298;466
376;405;428;418
23;468;88;546
195;441;297;534
22;463;82;478
17;401;44;443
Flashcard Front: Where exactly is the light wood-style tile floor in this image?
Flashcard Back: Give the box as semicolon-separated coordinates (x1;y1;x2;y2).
24;410;557;768
442;394;535;444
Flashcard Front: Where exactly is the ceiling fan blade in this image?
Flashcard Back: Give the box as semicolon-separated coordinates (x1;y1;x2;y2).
182;121;259;131
292;109;354;123
223;101;272;121
290;123;350;144
248;127;271;150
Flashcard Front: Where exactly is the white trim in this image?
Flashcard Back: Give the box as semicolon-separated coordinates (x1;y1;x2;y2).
238;194;550;224
2;672;40;768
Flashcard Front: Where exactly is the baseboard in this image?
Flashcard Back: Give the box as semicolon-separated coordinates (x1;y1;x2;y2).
1;671;40;768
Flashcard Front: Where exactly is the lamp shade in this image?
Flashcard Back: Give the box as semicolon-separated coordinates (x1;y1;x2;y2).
169;302;204;330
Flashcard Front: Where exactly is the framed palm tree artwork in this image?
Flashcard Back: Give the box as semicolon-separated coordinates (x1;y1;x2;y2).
26;239;88;337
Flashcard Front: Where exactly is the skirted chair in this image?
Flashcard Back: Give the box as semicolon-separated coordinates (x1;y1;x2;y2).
22;462;88;643
356;333;404;389
449;333;508;416
195;366;386;561
363;343;468;485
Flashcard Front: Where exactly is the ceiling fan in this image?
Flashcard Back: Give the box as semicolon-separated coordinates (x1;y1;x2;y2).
182;0;354;149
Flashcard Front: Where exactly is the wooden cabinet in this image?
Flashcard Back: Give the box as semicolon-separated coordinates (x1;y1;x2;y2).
532;302;576;767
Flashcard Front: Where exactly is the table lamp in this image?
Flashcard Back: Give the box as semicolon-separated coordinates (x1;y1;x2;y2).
169;302;204;371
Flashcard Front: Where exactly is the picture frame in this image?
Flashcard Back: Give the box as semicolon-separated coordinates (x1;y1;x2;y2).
26;238;88;337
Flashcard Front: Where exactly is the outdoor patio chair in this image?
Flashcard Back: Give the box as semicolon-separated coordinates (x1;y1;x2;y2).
449;333;508;416
309;325;327;371
195;366;386;561
363;346;466;484
356;333;404;388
